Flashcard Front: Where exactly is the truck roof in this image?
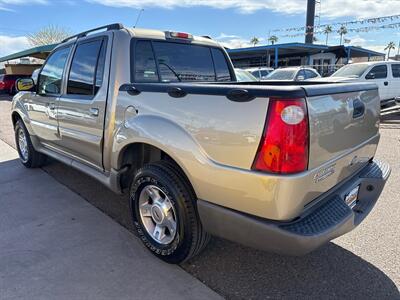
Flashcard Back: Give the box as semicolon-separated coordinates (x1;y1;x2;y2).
126;27;221;47
60;23;222;48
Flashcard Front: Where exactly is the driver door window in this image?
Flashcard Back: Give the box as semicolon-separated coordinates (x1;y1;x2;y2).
296;69;306;81
366;65;387;79
38;46;71;95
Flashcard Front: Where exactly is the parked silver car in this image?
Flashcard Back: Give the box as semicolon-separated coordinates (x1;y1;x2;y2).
245;67;274;80
266;67;321;81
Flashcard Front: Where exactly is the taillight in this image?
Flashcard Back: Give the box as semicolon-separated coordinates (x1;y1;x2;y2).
252;98;309;174
0;81;4;89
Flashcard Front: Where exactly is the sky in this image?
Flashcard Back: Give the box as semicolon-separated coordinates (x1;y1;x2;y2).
0;0;400;59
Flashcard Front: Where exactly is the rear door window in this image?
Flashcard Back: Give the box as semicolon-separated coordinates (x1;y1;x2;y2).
366;65;387;79
392;64;400;78
67;39;105;96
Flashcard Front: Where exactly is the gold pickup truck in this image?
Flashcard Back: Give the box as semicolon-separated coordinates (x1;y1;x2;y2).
11;24;390;264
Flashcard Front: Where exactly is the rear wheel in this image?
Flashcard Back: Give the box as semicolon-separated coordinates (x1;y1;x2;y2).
14;120;46;168
130;161;210;264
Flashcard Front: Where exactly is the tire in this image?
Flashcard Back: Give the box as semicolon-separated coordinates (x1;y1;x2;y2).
130;161;210;264
14;120;46;168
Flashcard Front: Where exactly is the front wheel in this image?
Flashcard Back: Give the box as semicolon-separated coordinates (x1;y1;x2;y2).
14;120;46;168
130;161;210;264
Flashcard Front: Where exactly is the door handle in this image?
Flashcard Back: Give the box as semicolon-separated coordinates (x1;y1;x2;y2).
227;89;256;102
89;108;99;117
384;81;388;86
167;87;187;98
352;99;365;118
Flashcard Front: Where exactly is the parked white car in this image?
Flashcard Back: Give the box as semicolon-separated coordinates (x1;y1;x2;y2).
329;61;400;105
245;67;274;80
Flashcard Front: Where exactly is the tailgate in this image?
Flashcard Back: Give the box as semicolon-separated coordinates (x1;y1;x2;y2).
305;82;380;185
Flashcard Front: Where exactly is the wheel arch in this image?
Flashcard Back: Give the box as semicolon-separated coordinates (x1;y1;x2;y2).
11;111;22;127
117;142;195;196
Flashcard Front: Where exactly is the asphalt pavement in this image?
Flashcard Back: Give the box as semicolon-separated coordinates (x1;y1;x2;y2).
0;97;399;299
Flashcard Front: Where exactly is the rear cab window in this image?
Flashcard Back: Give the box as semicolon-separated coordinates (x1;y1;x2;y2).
132;40;233;83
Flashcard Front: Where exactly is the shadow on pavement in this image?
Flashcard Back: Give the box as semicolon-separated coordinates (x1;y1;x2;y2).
40;160;399;300
185;239;400;299
0;95;12;102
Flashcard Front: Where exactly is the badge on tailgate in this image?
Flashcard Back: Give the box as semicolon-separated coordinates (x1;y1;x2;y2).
314;163;336;183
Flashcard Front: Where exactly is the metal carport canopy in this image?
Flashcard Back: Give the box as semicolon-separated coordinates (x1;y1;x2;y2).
0;44;58;63
227;43;329;58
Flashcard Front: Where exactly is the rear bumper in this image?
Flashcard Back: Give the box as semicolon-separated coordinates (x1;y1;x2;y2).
198;159;390;256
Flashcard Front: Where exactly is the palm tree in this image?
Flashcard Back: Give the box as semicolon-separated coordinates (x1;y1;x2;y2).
323;25;333;45
385;41;396;60
250;37;259;47
268;35;278;45
337;25;348;45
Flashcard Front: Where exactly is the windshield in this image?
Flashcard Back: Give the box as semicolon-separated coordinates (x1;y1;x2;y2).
266;69;297;80
235;69;258;82
331;64;369;78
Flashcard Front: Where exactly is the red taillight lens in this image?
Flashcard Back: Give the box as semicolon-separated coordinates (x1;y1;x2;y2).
252;98;309;174
0;81;4;89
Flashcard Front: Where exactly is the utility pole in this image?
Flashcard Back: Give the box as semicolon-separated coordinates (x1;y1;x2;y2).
305;0;316;44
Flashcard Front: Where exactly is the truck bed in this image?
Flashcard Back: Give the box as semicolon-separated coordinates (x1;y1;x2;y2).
118;81;380;219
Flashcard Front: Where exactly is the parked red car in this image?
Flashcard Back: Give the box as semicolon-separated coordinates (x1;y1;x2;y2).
0;74;30;95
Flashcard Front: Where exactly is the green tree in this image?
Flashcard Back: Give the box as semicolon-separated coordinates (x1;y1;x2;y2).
323;25;333;45
337;25;348;45
385;41;396;60
268;35;278;45
250;37;259;47
27;25;72;46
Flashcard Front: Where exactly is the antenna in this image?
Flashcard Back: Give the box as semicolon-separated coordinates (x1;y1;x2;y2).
134;9;144;28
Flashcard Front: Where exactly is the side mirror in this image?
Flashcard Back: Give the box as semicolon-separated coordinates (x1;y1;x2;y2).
365;73;375;80
296;75;305;81
16;78;35;92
